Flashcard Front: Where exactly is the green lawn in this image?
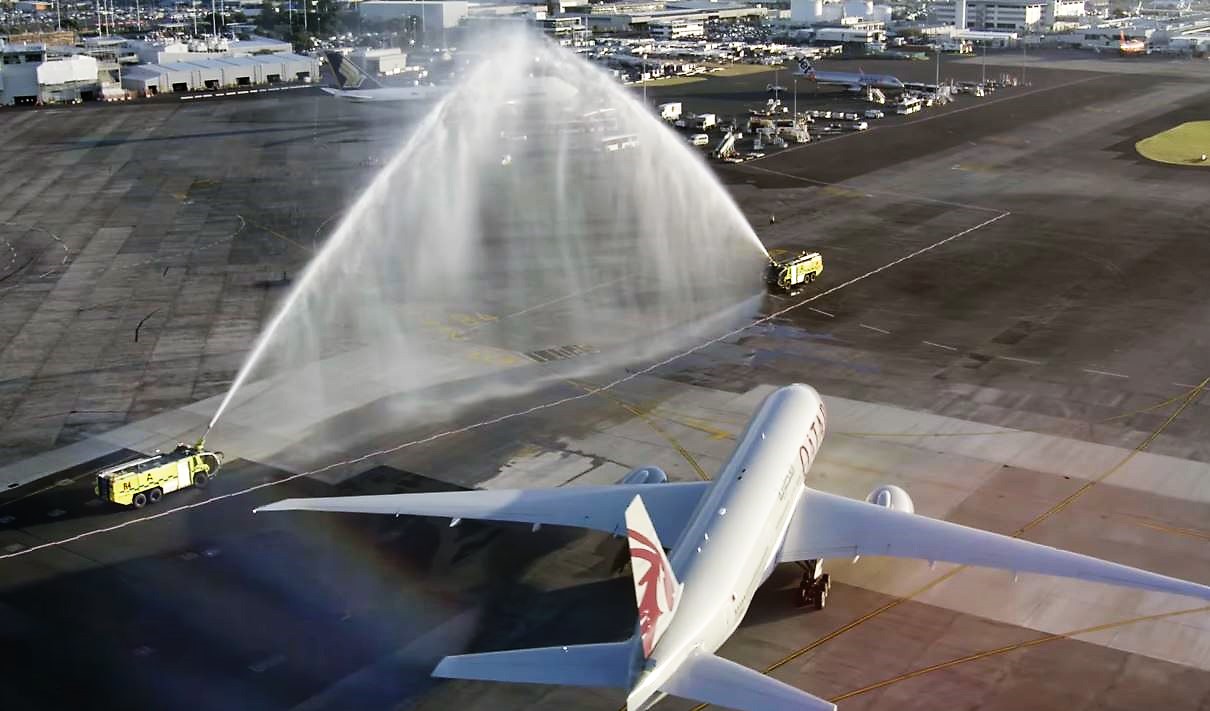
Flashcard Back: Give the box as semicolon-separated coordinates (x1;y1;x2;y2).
637;75;706;87
1135;121;1210;167
709;63;783;77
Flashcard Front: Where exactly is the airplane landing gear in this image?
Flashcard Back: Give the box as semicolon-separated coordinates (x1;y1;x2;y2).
796;559;831;610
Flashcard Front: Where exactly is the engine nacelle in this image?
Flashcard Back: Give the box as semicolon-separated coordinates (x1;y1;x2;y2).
865;485;914;514
619;466;669;485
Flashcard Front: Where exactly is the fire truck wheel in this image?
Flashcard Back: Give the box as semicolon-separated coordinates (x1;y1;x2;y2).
193;472;209;489
132;492;148;509
148;487;163;504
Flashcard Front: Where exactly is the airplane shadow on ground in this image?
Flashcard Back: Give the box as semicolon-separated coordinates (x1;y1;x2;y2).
0;465;628;711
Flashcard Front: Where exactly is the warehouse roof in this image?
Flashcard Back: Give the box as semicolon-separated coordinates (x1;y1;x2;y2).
121;52;315;78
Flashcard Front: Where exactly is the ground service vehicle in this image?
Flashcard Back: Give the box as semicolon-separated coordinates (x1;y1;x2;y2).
766;251;823;292
96;440;224;508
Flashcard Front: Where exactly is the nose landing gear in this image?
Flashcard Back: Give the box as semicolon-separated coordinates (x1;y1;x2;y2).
796;559;831;610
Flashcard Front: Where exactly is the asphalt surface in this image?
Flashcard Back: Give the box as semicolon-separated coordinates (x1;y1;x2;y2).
3;51;1210;711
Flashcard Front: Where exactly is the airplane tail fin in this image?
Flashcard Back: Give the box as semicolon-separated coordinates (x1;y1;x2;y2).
433;641;634;688
655;652;837;711
625;494;683;659
325;50;381;90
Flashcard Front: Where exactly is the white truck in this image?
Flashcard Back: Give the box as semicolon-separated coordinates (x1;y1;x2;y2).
693;113;717;130
659;102;683;122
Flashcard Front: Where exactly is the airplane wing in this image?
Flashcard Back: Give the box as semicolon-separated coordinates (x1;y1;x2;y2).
779;488;1210;600
434;641;634;688
256;481;710;544
657;652;835;711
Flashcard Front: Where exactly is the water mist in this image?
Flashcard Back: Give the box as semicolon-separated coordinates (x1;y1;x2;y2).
209;29;769;447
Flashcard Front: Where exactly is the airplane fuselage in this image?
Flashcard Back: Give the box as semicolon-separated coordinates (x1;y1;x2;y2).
321;86;442;103
631;384;826;704
796;67;904;92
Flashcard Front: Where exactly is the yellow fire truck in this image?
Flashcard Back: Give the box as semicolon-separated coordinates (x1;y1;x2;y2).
95;440;224;508
765;251;823;292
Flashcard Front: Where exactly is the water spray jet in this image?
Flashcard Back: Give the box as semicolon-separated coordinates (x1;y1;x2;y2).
209;30;770;444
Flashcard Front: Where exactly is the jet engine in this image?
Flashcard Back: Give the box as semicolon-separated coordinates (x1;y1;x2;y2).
865;484;914;513
618;466;669;485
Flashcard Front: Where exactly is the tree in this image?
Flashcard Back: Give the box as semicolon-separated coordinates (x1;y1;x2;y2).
289;27;312;51
256;0;277;32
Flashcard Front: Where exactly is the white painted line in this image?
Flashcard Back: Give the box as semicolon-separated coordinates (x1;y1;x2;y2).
923;341;958;352
809;307;835;318
859;323;890;335
998;355;1042;365
1173;382;1198;389
1083;368;1129;379
0;211;1011;561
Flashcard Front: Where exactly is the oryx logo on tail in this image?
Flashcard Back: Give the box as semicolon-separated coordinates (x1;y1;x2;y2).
625;495;682;658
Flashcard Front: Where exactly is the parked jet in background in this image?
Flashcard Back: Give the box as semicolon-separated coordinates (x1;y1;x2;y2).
322;51;444;103
256;384;1210;711
794;57;905;92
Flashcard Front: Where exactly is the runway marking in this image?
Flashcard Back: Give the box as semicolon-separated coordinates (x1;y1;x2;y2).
1173;382;1199;389
0;212;1010;561
0;223;71;291
1083;368;1129;379
1122;514;1210;542
829;603;1210;704
244;218;315;254
922;340;958;352
997;355;1042;365
859;323;890;334
808;307;835;318
690;377;1210;711
570;379;712;482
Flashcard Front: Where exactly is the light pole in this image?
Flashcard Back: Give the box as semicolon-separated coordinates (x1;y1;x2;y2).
641;52;647;105
1021;32;1027;85
793;78;798;122
981;42;987;84
934;44;940;86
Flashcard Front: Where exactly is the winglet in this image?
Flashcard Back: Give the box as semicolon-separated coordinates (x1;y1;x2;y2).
625;495;682;659
325;50;382;90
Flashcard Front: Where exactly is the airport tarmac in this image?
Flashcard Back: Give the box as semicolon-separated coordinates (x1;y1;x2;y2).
2;55;1210;710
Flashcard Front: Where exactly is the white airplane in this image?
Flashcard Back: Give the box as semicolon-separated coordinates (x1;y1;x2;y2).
322;51;444;103
256;384;1210;711
794;57;905;93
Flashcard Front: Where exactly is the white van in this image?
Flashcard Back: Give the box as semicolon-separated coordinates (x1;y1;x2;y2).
689;133;710;146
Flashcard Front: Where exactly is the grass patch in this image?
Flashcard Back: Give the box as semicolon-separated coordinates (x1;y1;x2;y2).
637;75;706;87
708;63;785;77
1135;121;1210;166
